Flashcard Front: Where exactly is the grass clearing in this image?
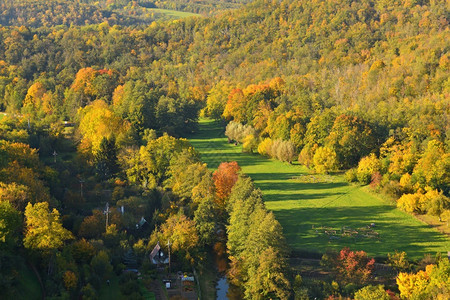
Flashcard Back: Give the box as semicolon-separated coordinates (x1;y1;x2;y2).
188;119;450;259
146;8;200;18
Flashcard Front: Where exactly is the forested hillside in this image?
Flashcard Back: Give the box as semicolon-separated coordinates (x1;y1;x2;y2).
0;0;448;299
0;0;250;27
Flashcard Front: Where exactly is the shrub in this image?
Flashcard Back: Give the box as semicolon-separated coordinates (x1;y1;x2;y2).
356;154;380;185
354;285;390;300
344;168;358;183
313;147;337;174
257;138;273;157
242;134;258;153
397;192;425;214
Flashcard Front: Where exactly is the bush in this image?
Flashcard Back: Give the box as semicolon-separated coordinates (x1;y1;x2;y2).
242;134;258;153
345;168;358;182
356;154;380;185
381;180;403;200
225;121;255;144
269;139;296;163
313;147;337;174
397;192;425;214
257;138;273;157
354;285;390;300
298;144;317;168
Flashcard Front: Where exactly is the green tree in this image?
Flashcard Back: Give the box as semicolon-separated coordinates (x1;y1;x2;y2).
90;250;113;281
325;114;377;169
245;247;291;300
126;134;193;188
0;200;21;249
94;136;119;180
193;195;217;246
150;213;199;261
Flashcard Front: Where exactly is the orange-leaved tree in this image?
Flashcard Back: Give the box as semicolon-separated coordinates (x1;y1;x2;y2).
213;161;240;211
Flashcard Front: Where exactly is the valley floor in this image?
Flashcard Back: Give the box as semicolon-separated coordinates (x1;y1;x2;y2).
188;119;450;259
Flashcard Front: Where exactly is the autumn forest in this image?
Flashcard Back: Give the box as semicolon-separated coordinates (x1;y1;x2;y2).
0;0;449;299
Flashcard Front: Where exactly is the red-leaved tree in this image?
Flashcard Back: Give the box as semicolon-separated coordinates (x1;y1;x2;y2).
322;247;375;284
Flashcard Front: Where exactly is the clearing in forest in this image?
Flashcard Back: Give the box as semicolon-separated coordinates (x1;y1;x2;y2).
188;119;450;259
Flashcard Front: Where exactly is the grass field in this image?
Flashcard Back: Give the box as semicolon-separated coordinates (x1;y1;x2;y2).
148;8;200;18
188;119;450;259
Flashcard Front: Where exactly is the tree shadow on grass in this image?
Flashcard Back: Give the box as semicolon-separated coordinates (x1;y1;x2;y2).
263;192;345;202
195;151;270;169
254;180;348;192
273;205;449;259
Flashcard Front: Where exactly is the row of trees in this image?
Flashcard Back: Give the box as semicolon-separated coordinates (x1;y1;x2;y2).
226;175;291;299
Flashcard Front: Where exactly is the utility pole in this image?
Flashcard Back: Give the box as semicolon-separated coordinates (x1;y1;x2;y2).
52;150;58;163
104;202;110;231
167;239;171;275
79;178;84;199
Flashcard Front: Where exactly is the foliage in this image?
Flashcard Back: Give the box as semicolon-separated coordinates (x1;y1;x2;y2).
94;136;119;180
313;146;337;174
225;121;256;144
356;154;380;185
193;194;217;246
63;270;77;291
150;213;199;255
226;175;290;299
204;81;232;120
78;210;105;239
412;140;449;193
90;250;113;281
212;161;240;210
397;189;450;217
0;200;21;248
325;114;377;169
242;134;259;153
396;259;450;299
245;247;291;300
271;139;296;163
321;247;375;285
123;134;193;188
166;148;207;202
23;202;73;253
0;182;32;211
78;100;130;156
387;251;410;273
257;138;273;157
354;285;390;300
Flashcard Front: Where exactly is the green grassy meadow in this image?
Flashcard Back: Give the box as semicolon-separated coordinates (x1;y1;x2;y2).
147;8;200;19
188;119;450;259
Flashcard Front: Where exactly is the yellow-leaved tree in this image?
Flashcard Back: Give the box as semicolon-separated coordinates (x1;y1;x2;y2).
78;100;130;156
397;260;450;299
24;202;73;253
